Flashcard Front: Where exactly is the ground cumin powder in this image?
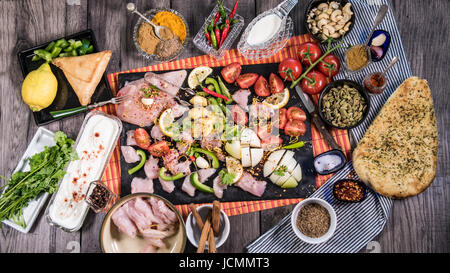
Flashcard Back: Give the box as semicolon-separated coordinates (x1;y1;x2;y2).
296;203;330;238
137;22;160;55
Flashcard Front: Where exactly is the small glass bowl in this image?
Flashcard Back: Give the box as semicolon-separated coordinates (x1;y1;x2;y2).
363;72;387;95
84;181;117;213
193;4;244;60
343;44;372;74
132;8;189;62
237;12;293;60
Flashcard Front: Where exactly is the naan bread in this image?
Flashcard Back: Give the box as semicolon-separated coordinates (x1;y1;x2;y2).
52;50;112;105
352;77;438;198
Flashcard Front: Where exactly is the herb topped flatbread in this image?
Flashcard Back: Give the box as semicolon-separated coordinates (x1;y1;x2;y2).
353;77;438;198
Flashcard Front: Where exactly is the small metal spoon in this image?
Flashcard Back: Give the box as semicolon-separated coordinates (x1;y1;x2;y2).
363;4;389;48
126;2;171;40
381;56;399;76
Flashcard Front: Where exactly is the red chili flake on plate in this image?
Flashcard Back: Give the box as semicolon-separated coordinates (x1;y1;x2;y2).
94;132;100;137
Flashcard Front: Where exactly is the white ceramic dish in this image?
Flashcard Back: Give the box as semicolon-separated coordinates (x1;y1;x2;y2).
290;198;337;244
1;127;55;233
186;204;230;249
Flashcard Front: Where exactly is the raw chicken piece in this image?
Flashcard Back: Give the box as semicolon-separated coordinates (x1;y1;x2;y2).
151;125;164;141
133;197;161;224
144;156;159;179
121;146;141;163
181;175;196;197
232;89;251;110
213;175;227;199
234;172;267;197
163;149;191;176
131;177;154;194
144;237;166;249
126;130;137;146
116;78;177;127
170;160;191;176
111;205;138;238
144;70;187;97
149;197;178;224
158;177;175;193
198;168;217;183
249;103;274;120
176;130;194;155
123;199;153;231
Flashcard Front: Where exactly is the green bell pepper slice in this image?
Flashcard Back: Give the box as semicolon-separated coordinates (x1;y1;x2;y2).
190;172;214;194
159;167;184;181
128;150;146;175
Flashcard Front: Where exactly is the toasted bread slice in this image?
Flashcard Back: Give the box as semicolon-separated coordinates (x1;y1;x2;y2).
52;50;112;105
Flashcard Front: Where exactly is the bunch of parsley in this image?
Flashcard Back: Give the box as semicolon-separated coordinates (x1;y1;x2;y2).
0;131;77;228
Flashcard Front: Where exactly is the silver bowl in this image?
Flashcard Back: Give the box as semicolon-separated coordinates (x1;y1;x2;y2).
132;8;189;62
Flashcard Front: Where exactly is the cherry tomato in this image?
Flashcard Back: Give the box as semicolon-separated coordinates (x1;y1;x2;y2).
301;70;327;95
148;140;170;157
286;106;307;121
236;73;259;89
232;105;248;126
253;75;271;97
134;128;151;149
318;54;341;78
297;42;323;66
278;58;303;81
221;62;242;84
269;73;284;94
284;120;306;137
273;108;288;130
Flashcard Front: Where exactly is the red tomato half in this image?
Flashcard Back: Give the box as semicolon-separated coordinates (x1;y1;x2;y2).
134;128;151;149
286;106;307;121
317;54;341;78
301;70;327;95
269;73;284;94
148;141;170;157
232;105;248;126
236;73;259;89
297;42;323;66
253;75;271;97
278;58;303;82
284;120;306;137
221;62;242;84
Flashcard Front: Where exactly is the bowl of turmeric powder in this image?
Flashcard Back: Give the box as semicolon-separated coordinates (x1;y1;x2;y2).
132;8;188;62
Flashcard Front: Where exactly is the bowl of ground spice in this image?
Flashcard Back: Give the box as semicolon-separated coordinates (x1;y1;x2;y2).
291;198;337;244
132;8;188;62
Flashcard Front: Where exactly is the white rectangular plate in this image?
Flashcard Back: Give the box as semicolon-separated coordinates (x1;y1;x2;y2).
2;127;55;233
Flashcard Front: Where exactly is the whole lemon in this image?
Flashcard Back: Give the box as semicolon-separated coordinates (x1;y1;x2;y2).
21;63;58;112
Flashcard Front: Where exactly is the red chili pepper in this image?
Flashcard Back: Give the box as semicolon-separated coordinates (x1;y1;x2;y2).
204;18;212;44
189;155;196;162
214;11;221;25
202;87;229;101
230;0;239;19
219;19;230;48
214;25;221;48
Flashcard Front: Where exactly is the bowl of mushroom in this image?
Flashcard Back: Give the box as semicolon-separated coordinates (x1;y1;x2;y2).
305;0;355;42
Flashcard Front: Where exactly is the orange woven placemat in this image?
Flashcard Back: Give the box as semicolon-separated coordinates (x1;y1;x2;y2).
97;34;351;217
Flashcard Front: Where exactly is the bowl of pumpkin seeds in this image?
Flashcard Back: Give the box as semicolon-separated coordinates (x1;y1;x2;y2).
318;80;370;129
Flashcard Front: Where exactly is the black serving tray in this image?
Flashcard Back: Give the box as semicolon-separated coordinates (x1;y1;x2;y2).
17;29;113;126
116;63;318;205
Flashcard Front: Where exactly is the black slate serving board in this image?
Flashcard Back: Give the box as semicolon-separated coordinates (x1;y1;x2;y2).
17;29;113;126
117;63;317;205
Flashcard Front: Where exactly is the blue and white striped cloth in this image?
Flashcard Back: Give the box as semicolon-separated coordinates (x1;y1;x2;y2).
246;0;412;253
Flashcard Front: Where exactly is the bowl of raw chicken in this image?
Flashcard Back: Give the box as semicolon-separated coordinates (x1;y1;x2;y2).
100;193;186;253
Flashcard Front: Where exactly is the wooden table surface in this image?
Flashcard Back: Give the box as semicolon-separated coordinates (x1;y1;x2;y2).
0;0;448;253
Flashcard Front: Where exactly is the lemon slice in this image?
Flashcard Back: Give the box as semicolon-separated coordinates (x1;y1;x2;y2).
226;156;244;183
188;66;213;89
159;109;179;138
263;88;290;110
